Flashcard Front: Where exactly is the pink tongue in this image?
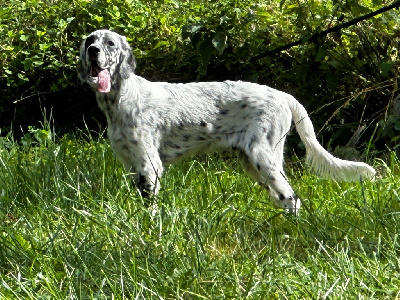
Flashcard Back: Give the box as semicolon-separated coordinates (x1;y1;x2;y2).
97;69;111;93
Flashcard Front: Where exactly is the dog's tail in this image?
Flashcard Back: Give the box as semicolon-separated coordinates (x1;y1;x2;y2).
286;95;375;181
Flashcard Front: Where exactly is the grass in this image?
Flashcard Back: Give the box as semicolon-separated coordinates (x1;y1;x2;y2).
0;127;400;299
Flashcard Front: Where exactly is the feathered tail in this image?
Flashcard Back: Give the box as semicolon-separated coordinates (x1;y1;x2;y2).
286;95;375;181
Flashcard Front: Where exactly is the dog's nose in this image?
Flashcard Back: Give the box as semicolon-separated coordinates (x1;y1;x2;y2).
88;45;100;57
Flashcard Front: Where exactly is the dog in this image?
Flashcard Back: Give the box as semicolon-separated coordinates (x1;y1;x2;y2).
78;29;375;214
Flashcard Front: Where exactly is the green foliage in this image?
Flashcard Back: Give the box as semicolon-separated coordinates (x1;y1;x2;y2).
1;129;400;298
0;0;399;148
1;0;76;94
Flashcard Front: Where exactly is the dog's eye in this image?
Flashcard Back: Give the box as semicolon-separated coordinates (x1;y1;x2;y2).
107;40;115;46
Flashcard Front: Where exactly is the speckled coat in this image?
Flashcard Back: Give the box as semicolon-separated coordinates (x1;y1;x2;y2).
79;30;375;214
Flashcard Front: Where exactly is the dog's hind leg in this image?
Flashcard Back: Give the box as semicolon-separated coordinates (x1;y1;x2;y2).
239;149;300;214
238;150;264;184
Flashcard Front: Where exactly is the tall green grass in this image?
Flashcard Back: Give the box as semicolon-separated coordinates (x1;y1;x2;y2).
0;127;399;299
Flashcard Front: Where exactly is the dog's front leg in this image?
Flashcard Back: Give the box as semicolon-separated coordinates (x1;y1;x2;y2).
132;148;163;199
135;172;158;198
120;155;162;199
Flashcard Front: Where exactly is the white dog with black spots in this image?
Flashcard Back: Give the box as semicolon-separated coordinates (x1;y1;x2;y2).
78;29;375;214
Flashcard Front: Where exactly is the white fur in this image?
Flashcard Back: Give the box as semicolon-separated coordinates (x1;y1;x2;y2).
79;30;375;214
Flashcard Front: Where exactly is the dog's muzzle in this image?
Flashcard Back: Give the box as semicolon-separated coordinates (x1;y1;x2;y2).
86;46;111;93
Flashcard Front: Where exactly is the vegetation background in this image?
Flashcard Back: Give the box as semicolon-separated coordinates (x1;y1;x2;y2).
0;0;399;151
1;0;400;298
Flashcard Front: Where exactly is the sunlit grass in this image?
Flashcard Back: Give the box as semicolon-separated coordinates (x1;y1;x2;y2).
0;129;399;299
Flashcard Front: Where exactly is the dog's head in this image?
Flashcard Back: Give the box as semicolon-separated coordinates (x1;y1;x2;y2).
78;29;136;93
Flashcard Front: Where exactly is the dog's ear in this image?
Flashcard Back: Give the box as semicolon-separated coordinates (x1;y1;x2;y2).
119;35;136;79
77;39;88;82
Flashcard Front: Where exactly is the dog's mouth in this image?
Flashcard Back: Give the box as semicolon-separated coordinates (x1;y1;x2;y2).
89;60;111;93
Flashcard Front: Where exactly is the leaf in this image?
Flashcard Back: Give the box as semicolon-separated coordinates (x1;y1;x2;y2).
22;58;33;71
17;72;29;82
112;6;120;18
316;46;327;62
212;32;227;55
220;15;230;25
379;61;393;76
182;24;203;40
33;60;44;66
199;39;214;67
39;44;51;51
93;15;103;22
154;41;169;49
36;30;46;37
19;34;29;41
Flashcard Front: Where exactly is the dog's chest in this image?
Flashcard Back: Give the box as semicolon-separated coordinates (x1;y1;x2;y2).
103;104;139;153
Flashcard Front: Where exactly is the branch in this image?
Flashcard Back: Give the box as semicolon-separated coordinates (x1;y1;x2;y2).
250;0;400;62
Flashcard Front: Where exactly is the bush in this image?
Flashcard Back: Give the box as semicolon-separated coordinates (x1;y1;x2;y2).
0;0;399;151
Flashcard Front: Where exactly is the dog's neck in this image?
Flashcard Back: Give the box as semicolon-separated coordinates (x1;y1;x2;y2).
95;73;142;125
95;91;118;125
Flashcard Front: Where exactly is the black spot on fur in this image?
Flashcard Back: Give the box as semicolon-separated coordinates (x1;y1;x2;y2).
279;193;285;201
256;110;264;117
197;136;206;141
267;133;273;145
267;126;275;145
160;153;170;162
174;151;184;157
137;175;151;198
219;109;229;115
164;141;181;149
247;135;258;149
200;121;207;127
84;35;96;50
235;135;241;146
241;103;247;109
256;163;261;171
278;125;284;136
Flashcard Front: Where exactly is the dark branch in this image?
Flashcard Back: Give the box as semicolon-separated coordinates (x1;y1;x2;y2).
250;0;400;62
